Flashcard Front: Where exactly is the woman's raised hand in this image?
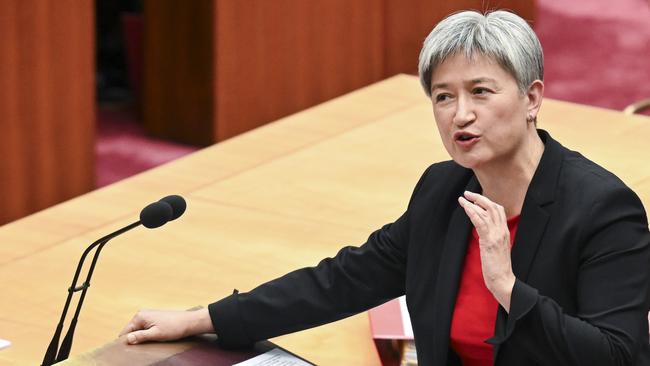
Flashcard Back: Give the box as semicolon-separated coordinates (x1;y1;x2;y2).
458;190;516;312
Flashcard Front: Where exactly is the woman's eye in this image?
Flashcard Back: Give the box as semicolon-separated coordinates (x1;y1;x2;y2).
473;87;490;95
435;94;450;103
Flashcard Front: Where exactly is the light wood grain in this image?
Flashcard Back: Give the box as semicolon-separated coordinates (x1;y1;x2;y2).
0;75;648;365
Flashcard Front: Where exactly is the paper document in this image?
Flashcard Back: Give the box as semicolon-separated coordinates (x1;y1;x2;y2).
0;339;10;350
398;296;414;338
233;347;312;366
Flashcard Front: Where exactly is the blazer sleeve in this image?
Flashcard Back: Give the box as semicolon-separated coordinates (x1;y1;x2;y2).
500;185;650;365
207;165;433;348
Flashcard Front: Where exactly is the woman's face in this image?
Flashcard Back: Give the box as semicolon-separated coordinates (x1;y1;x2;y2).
430;53;540;170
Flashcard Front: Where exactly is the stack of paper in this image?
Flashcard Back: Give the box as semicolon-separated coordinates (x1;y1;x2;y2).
0;339;11;350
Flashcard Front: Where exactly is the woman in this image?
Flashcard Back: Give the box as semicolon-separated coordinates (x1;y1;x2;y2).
121;10;650;365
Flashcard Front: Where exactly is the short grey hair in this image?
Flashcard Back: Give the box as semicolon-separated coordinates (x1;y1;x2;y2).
418;10;544;97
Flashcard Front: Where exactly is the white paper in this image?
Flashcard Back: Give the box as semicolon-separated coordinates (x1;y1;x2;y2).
0;339;11;350
399;295;414;338
233;347;311;366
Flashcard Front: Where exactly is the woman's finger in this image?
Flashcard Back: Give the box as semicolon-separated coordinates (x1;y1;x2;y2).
126;326;160;345
464;191;505;223
458;196;488;230
119;310;153;336
119;322;135;337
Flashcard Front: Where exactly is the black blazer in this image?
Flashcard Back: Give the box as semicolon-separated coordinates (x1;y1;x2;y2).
210;130;650;365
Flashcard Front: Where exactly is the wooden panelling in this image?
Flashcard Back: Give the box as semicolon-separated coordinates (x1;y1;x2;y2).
143;0;215;146
0;0;95;225
213;0;384;141
383;0;536;76
142;1;535;145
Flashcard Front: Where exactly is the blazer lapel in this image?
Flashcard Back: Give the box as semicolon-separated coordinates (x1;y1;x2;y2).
431;175;481;364
491;198;551;361
491;129;564;362
510;130;562;280
511;204;550;283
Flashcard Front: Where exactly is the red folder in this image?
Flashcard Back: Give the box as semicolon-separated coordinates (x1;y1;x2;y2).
368;297;415;366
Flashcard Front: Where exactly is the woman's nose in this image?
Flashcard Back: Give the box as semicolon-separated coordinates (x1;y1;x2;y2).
452;97;476;126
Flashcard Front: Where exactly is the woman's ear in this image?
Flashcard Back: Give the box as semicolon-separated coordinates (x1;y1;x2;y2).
527;80;544;118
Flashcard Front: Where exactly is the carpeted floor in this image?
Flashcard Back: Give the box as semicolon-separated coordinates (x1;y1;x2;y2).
537;0;650;111
96;108;197;187
96;0;650;187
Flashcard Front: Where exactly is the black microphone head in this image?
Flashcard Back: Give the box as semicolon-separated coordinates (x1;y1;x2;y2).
140;201;173;228
159;195;186;220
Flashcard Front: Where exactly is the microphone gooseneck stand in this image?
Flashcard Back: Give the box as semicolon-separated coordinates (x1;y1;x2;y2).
41;196;184;366
41;222;142;366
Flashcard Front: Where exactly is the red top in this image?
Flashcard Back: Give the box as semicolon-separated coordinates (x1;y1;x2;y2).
450;215;520;366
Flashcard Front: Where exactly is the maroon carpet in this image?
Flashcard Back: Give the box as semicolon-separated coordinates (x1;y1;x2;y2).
96;0;650;187
96;108;197;187
537;0;650;111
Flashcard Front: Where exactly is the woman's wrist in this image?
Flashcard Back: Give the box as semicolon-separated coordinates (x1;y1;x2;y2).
187;308;215;336
491;274;516;313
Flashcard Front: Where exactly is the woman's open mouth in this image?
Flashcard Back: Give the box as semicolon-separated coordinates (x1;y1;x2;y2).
453;132;481;148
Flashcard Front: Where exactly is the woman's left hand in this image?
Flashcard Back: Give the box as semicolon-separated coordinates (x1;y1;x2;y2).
458;191;516;312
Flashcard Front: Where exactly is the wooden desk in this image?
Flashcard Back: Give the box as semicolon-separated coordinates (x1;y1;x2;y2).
1;75;648;365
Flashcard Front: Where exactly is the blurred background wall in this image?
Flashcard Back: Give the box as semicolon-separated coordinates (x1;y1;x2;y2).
2;0;649;225
0;1;95;225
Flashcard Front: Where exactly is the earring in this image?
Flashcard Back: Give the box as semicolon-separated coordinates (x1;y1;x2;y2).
526;115;536;123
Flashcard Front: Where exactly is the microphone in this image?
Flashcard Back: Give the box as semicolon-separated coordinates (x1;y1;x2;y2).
41;195;187;366
159;195;186;221
140;201;174;228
